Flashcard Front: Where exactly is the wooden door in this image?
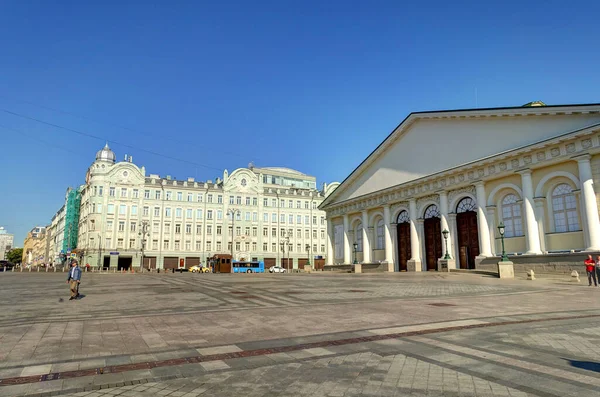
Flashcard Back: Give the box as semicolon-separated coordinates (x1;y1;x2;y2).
424;217;442;271
456;212;479;269
396;223;411;271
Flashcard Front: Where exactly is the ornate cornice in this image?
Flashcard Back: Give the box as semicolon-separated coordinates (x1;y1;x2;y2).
326;125;600;217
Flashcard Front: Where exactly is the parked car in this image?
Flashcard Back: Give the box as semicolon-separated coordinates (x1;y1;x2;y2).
189;265;210;273
269;265;286;273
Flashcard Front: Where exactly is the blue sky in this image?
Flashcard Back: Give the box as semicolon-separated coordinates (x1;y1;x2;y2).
1;1;599;245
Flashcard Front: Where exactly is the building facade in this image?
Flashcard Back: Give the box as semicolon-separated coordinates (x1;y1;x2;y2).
77;144;338;270
320;102;600;271
22;226;47;266
0;227;14;260
47;204;66;265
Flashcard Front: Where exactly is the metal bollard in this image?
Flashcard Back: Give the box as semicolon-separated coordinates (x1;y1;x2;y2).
2;266;5;272
46;266;48;272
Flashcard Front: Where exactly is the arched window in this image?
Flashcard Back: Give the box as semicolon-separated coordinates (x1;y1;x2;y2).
355;222;363;252
376;219;385;249
501;194;522;237
397;210;410;223
424;205;440;219
552;184;579;232
457;197;477;213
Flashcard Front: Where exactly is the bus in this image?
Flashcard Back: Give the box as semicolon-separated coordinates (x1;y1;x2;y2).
232;260;265;273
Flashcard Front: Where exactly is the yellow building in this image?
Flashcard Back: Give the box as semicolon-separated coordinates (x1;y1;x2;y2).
22;226;47;266
320;101;600;273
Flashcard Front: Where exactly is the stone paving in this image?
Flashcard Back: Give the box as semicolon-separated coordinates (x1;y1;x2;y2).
1;271;600;396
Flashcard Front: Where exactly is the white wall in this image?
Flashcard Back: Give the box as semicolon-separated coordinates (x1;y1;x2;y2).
334;114;600;202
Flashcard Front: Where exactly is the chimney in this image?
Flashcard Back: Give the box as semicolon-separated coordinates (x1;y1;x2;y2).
124;154;128;161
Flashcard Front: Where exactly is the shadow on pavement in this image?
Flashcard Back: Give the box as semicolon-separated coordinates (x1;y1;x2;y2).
564;358;600;373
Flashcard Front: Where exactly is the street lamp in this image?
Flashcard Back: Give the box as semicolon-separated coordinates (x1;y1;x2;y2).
227;209;241;259
498;222;509;262
280;233;291;270
305;243;311;267
138;220;149;272
442;229;451;259
353;242;358;264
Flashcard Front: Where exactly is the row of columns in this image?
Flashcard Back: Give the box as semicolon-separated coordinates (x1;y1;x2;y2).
326;155;600;267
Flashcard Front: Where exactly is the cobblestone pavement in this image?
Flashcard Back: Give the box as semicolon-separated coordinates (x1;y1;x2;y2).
1;271;600;396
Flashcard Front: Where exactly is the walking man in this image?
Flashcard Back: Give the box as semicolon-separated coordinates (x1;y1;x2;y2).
66;260;82;300
584;254;597;287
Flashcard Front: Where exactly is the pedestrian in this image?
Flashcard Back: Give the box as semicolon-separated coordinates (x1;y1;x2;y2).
584;254;597;287
66;260;82;300
596;256;600;286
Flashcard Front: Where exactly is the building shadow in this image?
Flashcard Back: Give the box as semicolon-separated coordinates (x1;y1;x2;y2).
564;358;600;373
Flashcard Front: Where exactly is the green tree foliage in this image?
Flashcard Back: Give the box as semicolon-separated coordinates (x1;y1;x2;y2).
6;248;23;264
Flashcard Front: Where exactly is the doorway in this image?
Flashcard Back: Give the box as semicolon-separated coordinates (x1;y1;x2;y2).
456;197;480;269
117;256;132;271
423;205;442;271
396;210;411;272
103;256;110;270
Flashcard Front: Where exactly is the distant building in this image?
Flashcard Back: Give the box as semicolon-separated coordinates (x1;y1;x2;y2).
22;226;47;265
76;144;339;270
0;227;14;260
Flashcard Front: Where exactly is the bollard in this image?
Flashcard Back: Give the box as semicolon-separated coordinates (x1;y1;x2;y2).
2;266;5;272
29;266;31;272
526;269;535;280
54;266;56;272
46;266;48;272
37;266;40;272
571;270;580;283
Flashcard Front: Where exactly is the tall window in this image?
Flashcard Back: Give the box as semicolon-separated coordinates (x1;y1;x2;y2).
552;184;579;232
355;222;363;252
501;194;523;237
376;219;385;250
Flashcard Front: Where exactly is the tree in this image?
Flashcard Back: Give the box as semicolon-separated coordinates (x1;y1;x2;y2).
6;248;23;264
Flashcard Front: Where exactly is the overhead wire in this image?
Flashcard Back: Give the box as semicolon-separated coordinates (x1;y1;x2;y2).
0;108;225;173
0;95;250;161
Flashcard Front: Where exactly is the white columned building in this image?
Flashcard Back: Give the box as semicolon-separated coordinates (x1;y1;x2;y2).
319;101;600;272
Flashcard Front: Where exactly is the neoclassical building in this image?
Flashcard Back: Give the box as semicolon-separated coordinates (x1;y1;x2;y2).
320;102;600;271
77;144;339;270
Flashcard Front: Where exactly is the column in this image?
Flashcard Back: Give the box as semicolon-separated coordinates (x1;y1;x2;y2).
361;211;371;263
487;206;497;256
449;213;460;266
343;214;351;264
576;155;600;250
326;218;334;265
474;182;493;257
417;219;425;270
439;192;453;259
519;170;542;254
534;198;547;253
390;222;398;271
575;190;590;249
407;199;422;271
383;205;393;264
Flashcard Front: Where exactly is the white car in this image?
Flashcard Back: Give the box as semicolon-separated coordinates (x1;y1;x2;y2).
269;266;287;273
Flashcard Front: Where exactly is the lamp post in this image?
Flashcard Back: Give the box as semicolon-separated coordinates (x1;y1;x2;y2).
498;222;509;262
227;209;241;259
353;242;358;264
442;229;451;259
305;243;310;267
138;220;149;272
280;233;290;270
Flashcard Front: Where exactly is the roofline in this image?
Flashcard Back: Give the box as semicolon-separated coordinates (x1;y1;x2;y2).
320;121;600;210
321;102;600;208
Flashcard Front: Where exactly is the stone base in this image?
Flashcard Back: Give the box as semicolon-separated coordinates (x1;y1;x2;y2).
387;262;394;272
497;261;515;279
354;263;362;273
437;258;455;272
407;259;422;272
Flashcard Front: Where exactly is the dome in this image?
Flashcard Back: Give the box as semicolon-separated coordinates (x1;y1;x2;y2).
95;143;116;163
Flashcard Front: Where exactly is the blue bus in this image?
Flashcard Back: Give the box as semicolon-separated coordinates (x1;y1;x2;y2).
232;260;265;273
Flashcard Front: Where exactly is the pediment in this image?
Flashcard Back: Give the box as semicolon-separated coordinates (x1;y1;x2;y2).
224;169;261;193
324;109;600;207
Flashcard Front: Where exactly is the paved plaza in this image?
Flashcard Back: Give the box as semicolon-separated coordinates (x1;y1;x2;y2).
1;271;600;396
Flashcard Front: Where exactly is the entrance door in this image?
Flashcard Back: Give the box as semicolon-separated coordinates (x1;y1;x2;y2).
396;210;411;271
424;217;442;271
456;211;479;269
163;257;178;270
